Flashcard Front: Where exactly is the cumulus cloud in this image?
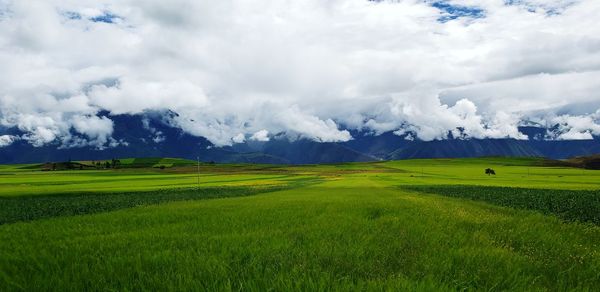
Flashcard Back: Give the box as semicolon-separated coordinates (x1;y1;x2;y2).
0;135;16;147
71;115;113;145
548;112;600;140
232;133;246;144
250;130;270;142
0;0;599;148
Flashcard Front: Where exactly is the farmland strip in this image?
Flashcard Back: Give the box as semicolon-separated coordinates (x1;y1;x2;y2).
0;183;310;225
403;185;600;224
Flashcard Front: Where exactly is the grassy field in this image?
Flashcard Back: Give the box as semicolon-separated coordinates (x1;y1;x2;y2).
0;157;599;290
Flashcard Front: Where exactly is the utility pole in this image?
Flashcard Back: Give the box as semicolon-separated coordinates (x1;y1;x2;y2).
197;156;200;188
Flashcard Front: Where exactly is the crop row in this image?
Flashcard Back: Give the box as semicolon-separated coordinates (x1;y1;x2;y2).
404;185;600;224
0;185;287;225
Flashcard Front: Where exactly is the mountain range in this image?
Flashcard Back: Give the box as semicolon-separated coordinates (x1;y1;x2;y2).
1;113;599;164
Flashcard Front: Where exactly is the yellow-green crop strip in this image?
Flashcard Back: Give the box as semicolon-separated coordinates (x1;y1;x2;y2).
0;157;599;290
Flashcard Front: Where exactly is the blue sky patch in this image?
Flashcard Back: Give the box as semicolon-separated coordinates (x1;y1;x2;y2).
62;11;82;20
0;2;11;20
504;0;577;16
430;1;485;22
90;12;120;24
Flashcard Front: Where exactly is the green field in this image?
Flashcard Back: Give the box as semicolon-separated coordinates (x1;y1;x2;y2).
1;157;599;290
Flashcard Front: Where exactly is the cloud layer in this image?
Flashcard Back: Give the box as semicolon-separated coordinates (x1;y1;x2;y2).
1;0;599;148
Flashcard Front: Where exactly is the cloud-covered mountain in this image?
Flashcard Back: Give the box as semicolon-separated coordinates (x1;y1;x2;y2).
1;0;599;155
0;113;375;164
1;112;599;165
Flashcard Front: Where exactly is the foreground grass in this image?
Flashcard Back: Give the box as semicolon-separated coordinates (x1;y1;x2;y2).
0;157;599;290
1;178;599;290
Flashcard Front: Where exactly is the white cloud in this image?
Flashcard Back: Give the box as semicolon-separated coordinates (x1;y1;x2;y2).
557;130;593;140
0;134;16;147
232;133;245;144
0;0;599;147
277;106;352;142
70;115;113;146
250;130;270;142
549;113;600;140
440;72;600;114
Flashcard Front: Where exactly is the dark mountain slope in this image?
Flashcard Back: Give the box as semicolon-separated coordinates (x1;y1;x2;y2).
340;131;412;159
529;139;600;159
2;114;600;164
386;139;543;160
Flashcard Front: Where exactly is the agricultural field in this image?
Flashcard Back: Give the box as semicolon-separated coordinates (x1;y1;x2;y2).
0;157;599;290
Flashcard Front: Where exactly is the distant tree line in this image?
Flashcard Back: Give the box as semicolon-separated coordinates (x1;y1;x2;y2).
46;159;122;171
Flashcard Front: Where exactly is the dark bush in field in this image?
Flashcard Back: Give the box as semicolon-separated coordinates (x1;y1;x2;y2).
404;185;600;224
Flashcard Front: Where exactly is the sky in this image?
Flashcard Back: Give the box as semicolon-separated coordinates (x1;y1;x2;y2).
0;0;599;148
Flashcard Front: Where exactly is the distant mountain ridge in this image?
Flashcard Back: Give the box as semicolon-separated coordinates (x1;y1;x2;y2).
1;113;599;164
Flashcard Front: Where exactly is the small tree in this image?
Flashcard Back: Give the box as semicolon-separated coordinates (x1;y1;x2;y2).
485;168;496;175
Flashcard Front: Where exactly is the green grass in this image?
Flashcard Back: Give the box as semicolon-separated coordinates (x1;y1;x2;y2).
0;182;315;225
403;185;600;224
0;157;599;290
0;170;310;197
